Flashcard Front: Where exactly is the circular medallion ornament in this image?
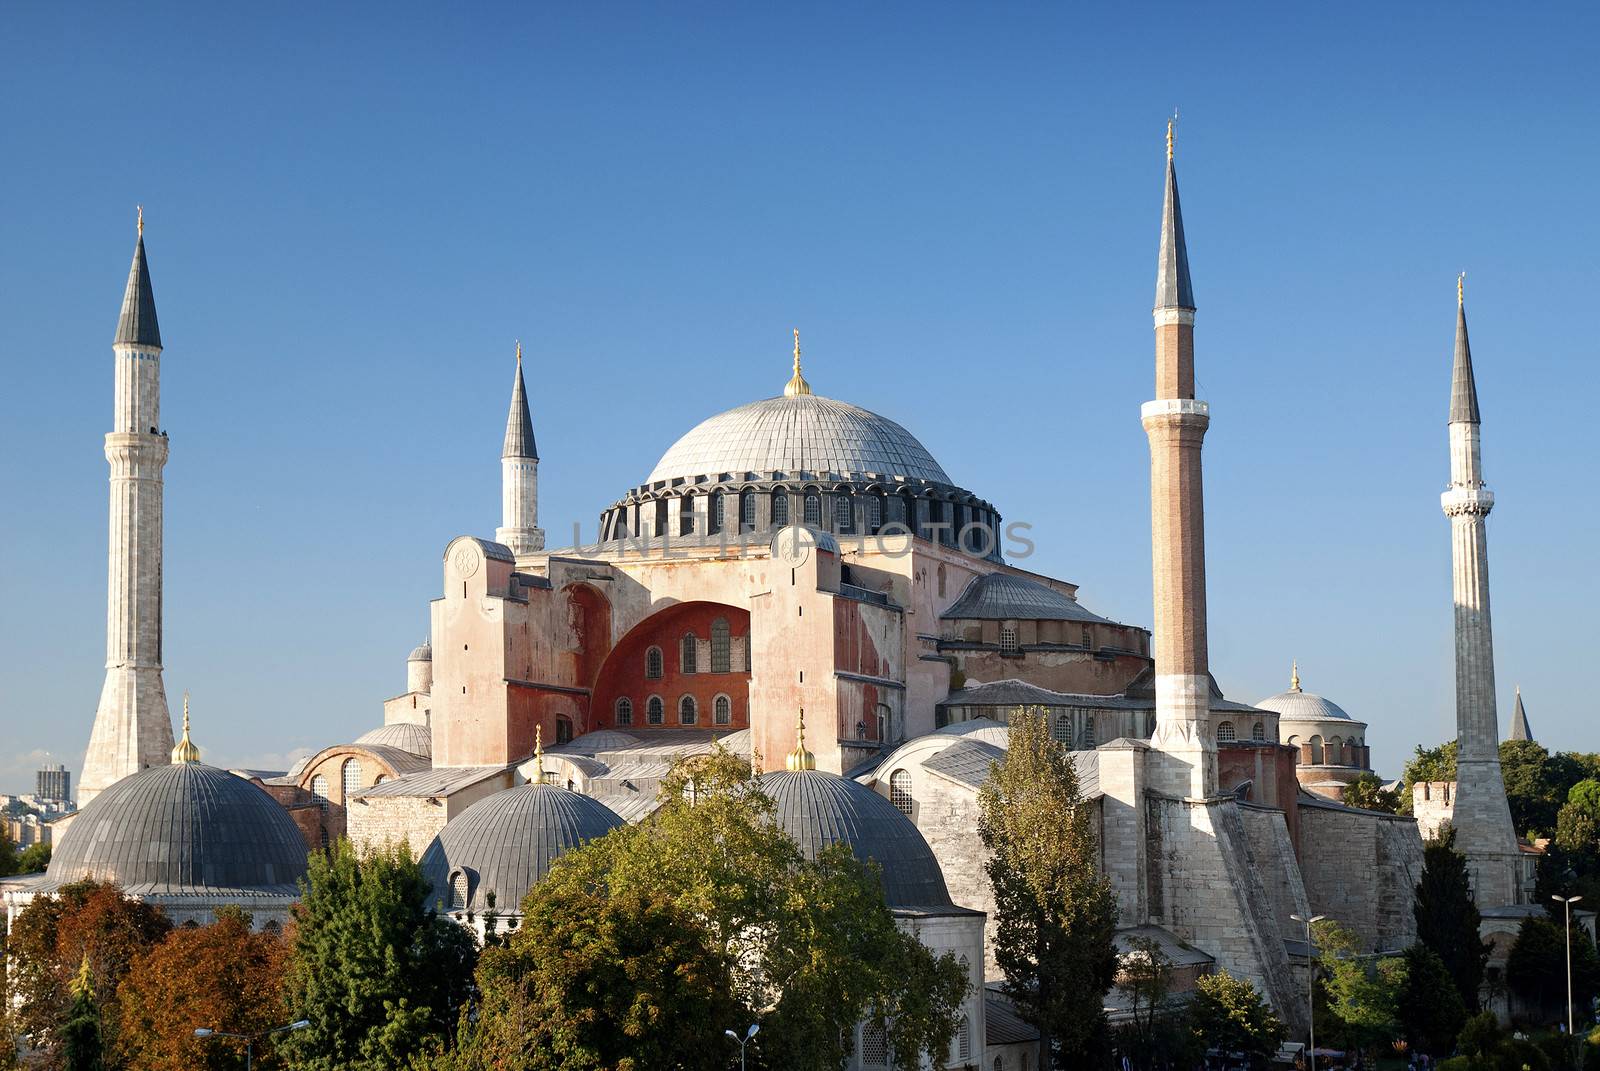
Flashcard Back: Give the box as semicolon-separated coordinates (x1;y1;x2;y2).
453;542;482;578
771;525;817;569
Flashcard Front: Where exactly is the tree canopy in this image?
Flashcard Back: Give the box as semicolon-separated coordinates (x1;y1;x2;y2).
1506;915;1600;1025
1395;943;1467;1055
1186;970;1284;1070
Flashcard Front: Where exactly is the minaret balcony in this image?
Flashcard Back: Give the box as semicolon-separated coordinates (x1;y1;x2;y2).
1441;487;1494;516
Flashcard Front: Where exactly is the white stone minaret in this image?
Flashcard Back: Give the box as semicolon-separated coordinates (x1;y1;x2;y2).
1441;277;1520;905
495;341;543;555
80;210;174;805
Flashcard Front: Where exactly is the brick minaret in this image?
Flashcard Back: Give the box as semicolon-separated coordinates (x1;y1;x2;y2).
1142;123;1215;798
495;341;543;556
1441;279;1519;904
81;210;174;805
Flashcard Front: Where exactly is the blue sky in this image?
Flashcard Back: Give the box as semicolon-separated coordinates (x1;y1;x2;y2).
2;3;1595;792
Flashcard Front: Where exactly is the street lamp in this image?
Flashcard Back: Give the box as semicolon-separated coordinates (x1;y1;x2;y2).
724;1023;759;1071
1553;894;1584;1038
195;1019;310;1070
1291;913;1327;1071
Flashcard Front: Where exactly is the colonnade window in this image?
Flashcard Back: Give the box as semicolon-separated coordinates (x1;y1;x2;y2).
889;769;913;815
714;695;732;725
803;492;822;526
645;646;663;679
681;633;697;673
342;759;362;801
615;697;633;726
772;491;789;526
711;618;730;672
679;695;698;725
1217;721;1236;743
647;696;664;724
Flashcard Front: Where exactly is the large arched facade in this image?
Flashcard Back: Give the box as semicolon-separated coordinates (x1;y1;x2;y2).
590;600;752;733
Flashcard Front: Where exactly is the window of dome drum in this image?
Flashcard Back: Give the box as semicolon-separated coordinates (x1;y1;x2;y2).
1217;721;1236;742
998;625;1018;655
889;770;913;815
709;492;723;534
342;759;362;801
710;618;730;672
654;500;667;536
835;494;853;533
680;498;694;537
803;493;821;526
615;697;633;726
645;646;663;679
740;492;756;530
772;492;788;525
647;696;664;724
714;695;731;725
680;634;696;673
867;494;882;531
679;695;697;725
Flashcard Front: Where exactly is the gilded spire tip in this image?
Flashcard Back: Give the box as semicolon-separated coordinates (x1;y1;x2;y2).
784;327;813;396
171;691;201;764
532;724;545;783
515;339;522;366
785;708;816;771
1457;272;1465;307
1290;660;1301;693
136;205;144;238
1167;117;1174;161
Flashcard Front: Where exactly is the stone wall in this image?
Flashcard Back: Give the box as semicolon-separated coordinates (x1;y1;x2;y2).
349;795;448;860
1297;800;1423;952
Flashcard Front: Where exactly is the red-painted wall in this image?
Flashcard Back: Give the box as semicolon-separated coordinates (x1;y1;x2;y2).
591;601;751;733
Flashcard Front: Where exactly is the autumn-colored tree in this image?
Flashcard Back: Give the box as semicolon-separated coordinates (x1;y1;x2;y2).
114;906;291;1070
7;880;171;1063
978;708;1119;1069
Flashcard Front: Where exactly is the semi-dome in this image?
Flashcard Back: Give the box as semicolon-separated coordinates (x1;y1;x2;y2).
646;393;951;486
420;784;623;914
47;763;308;894
763;768;953;909
355;722;433;759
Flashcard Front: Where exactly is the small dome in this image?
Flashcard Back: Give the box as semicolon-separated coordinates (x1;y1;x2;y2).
408;641;433;662
1255;688;1352;722
354;722;433;759
562;729;642;753
48;764;308;893
646;394;951;486
420;785;623;914
763;768;952;909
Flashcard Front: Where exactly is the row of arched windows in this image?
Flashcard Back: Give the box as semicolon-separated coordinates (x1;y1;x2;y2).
615;694;734;727
644;618;742;678
1216;721;1268;743
310;758;367;807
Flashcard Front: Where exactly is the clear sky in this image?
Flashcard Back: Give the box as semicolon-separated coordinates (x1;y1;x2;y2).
2;3;1596;793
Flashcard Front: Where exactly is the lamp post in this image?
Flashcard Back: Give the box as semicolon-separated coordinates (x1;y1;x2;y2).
1553;894;1584;1038
1291;913;1327;1071
724;1023;759;1071
195;1019;309;1070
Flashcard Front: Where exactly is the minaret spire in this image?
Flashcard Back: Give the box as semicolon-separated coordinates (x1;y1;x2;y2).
1509;686;1533;743
1450;274;1480;424
82;211;175;804
496;340;545;556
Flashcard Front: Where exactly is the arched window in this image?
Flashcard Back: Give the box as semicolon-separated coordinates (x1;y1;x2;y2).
867;494;883;533
1051;714;1072;744
803;491;821;526
1309;734;1324;764
835;493;854;533
679;495;695;536
714;695;732;725
1083;715;1096;748
998;625;1019;655
708;491;724;535
647;696;664;725
450;871;468;910
955;1016;971;1061
711;618;731;672
889;769;913;815
740;491;757;531
861;1023;889;1068
615;697;633;726
995;1060;1004;1071
771;490;789;526
680;633;697;673
1252;721;1266;742
645;646;663;679
342;759;362;801
373;774;386;786
653;498;667;537
311;774;330;803
1329;735;1343;762
679;695;698;725
1217;721;1236;743
875;703;892;743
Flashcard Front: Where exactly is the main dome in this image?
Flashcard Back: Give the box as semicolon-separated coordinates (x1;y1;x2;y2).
646;394;951;486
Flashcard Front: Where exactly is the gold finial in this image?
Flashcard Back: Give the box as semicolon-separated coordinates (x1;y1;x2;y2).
171;691;201;764
136;205;144;238
784;328;813;397
531;724;545;783
1167;117;1174;161
785;708;816;771
1457;272;1465;306
1290;660;1301;693
515;339;522;367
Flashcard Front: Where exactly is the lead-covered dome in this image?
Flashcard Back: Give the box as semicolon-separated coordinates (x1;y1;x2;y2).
646;394;951;486
1255;687;1352;722
355;722;433;759
420;784;623;914
47;763;308;894
763;768;952;909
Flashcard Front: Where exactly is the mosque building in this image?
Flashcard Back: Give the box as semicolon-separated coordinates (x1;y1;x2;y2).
3;125;1545;1063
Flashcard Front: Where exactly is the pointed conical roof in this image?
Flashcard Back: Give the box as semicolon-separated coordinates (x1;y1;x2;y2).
114;220;161;349
502;345;538;460
1450;287;1480;424
1154;137;1195;311
1509;687;1533;742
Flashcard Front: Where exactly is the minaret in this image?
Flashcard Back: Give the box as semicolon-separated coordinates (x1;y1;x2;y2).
81;209;175;805
1441;277;1519;904
1142;121;1215;798
495;341;544;555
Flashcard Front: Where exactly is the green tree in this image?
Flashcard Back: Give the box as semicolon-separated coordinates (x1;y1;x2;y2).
1415;828;1490;1011
1314;919;1401;1057
1395;943;1467;1056
1506;916;1600;1025
0;828;17;878
978;709;1119;1070
17;843;51;874
1186;970;1285;1070
1500;740;1562;838
61;958;103;1071
280;839;477;1071
1114;937;1198;1071
1343;772;1401;814
1398;741;1458;815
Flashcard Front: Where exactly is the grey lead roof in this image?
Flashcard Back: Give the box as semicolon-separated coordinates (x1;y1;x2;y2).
1155;156;1195;310
941;572;1113;624
940;676;1263;715
419;784;622;913
46;763;307;894
352;724;434;761
763;768;953;909
646;393;951;486
921;739;1006;790
114;235;162;348
502;358;538;459
1450;300;1481;424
